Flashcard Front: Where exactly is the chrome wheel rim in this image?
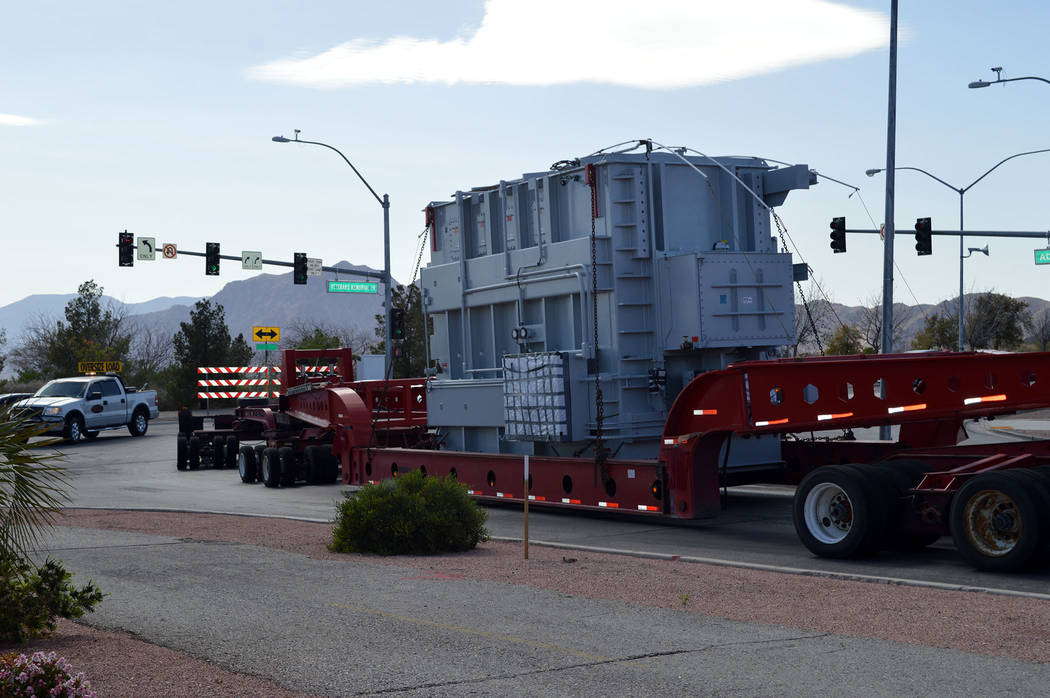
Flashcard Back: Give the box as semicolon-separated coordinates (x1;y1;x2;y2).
804;481;854;544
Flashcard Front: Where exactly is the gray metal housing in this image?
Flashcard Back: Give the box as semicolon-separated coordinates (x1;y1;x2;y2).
421;150;813;460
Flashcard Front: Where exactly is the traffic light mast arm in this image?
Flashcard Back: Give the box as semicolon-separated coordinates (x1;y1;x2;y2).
145;249;387;280
840;228;1050;239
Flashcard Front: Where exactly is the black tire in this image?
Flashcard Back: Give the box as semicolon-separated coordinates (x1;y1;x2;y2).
128;408;149;437
225;437;240;468
1006;468;1050;567
278;446;297;487
188;436;201;470
253;444;266;465
212;436;226;469
83;430;100;441
950;470;1045;572
870;459;940;550
177;435;188;471
63;413;86;443
261;447;281;488
793;464;884;558
237;445;257;484
304;446;321;485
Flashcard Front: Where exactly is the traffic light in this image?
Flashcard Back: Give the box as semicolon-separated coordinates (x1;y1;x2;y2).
829;216;846;253
118;231;134;267
391;308;406;341
914;217;932;256
205;242;220;275
293;253;307;284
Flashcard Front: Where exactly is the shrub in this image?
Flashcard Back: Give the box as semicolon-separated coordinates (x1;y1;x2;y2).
0;552;104;644
0;651;95;697
331;470;488;555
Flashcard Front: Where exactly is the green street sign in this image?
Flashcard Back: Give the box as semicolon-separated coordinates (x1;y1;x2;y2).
328;280;378;294
1036;249;1050;266
256;342;279;351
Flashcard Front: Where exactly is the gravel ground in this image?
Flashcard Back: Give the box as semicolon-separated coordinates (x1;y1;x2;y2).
6;508;1050;696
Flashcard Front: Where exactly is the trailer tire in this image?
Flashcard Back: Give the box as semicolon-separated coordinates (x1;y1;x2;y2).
254;444;266;465
305;445;337;484
279;447;297;487
128;408;149;437
176;435;188;471
869;459;940;550
261;448;280;488
212;436;226;469
188;436;201;470
1005;468;1050;567
225;437;240;468
793;465;883;558
950;470;1045;572
238;445;257;483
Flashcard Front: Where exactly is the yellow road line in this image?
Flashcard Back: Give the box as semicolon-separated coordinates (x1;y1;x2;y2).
329;602;612;662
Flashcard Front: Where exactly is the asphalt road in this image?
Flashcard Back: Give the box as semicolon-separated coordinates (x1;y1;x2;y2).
41;413;1050;597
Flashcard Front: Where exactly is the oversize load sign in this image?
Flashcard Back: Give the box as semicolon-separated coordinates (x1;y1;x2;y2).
79;361;122;373
328;280;378;294
1036;249;1050;265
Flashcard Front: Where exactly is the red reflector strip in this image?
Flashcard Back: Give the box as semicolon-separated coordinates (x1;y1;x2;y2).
468;489;484;496
496;492;514;499
755;418;789;427
637;504;659;511
561;498;581;504
527;495;547;501
964;394;1007;405
692;409;718;416
598;501;619;508
888;403;927;414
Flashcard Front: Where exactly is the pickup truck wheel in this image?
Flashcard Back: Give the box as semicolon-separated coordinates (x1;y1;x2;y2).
64;414;85;443
177;436;188;471
793;465;879;559
212;436;226;469
188;436;201;470
261;448;280;488
237;445;257;483
950;470;1044;572
83;430;100;441
279;447;297;487
128;409;149;437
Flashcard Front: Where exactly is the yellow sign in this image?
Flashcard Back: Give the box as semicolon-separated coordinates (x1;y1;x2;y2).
78;361;122;373
252;326;280;343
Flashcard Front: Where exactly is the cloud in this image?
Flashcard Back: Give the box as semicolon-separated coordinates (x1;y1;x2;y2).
0;113;45;126
248;0;887;90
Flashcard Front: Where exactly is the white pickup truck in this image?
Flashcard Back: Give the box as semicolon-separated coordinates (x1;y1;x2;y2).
13;375;159;443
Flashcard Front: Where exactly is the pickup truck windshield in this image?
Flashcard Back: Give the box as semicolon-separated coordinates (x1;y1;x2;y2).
35;381;87;398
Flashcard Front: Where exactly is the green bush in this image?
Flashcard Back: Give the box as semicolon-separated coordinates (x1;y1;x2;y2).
0;552;104;644
330;470;488;555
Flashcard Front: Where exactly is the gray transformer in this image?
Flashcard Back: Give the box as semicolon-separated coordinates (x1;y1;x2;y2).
421;150;814;461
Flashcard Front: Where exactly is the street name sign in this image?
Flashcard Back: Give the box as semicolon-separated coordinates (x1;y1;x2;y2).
255;343;279;351
137;237;156;261
1036;249;1050;266
252;326;280;342
242;250;263;270
328;280;378;294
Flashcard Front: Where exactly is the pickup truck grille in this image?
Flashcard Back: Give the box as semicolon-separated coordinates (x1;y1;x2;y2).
9;407;43;422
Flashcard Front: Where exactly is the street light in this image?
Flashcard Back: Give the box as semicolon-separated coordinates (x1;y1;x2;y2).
968;66;1050;89
272;130;394;376
866;148;1050;350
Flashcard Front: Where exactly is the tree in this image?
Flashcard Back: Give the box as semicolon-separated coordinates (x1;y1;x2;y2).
911;312;957;351
371;284;427;378
791;279;835;357
825;325;869;356
1027;308;1050;351
167;299;254;406
966;292;1030;350
856;294;910;354
287;320;372;357
0;328;6;376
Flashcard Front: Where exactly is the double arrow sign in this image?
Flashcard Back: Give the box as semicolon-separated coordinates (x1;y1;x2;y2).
252;326;280;342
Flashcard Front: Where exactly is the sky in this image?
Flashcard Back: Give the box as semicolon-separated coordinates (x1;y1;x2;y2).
3;0;1050;320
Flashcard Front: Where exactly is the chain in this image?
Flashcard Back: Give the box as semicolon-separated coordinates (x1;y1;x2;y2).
587;166;607;466
772;211;824;356
411;225;429;284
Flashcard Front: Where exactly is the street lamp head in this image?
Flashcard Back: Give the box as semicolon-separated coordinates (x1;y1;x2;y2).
865;168;882;177
271;135;291;143
968;80;991;89
968;245;990;256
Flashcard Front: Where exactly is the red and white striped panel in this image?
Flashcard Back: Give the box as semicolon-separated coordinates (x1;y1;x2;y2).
197;366;278;374
196;391;273;399
197;379;276;387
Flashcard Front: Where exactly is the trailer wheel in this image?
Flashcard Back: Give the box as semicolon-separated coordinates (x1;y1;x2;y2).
279;447;297;487
1004;468;1050;566
188;436;201;470
305;445;338;484
950;470;1045;572
261;447;280;488
793;465;882;558
237;445;257;483
868;459;940;551
225;437;240;468
212;436;226;469
176;435;188;471
254;444;266;465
